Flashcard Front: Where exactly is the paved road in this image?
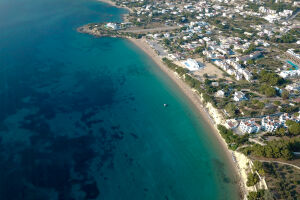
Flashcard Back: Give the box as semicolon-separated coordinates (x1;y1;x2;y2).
121;26;180;33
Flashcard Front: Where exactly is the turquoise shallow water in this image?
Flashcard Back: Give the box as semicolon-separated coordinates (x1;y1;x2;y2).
0;0;239;199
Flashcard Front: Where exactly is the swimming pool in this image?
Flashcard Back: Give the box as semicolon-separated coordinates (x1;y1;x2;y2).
286;60;299;70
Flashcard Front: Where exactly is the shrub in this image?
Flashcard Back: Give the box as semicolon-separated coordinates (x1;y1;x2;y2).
246;172;259;187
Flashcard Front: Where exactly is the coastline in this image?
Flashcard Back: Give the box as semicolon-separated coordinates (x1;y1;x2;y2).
87;0;248;198
129;38;246;198
97;0;132;13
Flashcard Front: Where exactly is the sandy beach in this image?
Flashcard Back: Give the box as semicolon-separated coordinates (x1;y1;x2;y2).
97;0;133;13
129;38;246;197
90;0;250;198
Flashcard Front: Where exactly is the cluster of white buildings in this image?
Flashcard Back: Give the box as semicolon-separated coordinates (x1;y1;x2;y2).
239;119;261;134
238;113;300;134
129;0;219;24
178;21;212;51
214;59;253;81
261;116;280;132
279;113;299;127
261;113;300;132
285;83;300;93
286;49;300;63
279;69;300;78
259;6;293;23
202;37;240;59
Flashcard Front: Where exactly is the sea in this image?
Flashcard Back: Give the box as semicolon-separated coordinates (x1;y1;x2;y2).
0;0;239;199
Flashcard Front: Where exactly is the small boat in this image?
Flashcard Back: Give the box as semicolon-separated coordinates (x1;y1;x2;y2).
163;104;168;107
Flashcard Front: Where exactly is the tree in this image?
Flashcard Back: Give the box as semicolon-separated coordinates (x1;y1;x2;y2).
246;172;259;187
281;89;289;100
257;102;265;109
247;59;255;65
273;101;281;106
259;84;276;97
286;120;300;135
253;161;265;176
247;190;265;200
194;46;205;54
163;38;171;46
259;70;283;86
276;127;286;136
225;103;238;117
244;43;256;55
279;33;297;43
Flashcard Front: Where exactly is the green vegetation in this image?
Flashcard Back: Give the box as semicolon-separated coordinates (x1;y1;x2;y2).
262;162;300;200
264;0;295;12
217;125;249;150
243;43;257;55
256;56;284;70
247;3;259;12
273;127;287;136
259;84;276;97
253;160;265;176
162;58;218;108
247;190;265;200
225;102;239;117
286;120;300;136
162;58;189;76
240;139;299;160
280;104;299;113
246;172;259;187
194;46;205;54
271;33;297;43
259;70;284;86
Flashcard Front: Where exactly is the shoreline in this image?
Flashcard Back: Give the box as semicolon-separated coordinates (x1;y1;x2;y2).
97;0;132;13
97;0;132;22
129;38;246;198
86;0;248;198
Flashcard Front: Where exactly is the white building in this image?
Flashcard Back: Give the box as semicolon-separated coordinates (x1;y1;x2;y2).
279;113;294;127
182;58;202;71
216;90;225;98
236;73;243;81
261;116;280;132
279;70;300;78
225;119;239;129
106;23;118;30
239;119;261;134
285;83;300;93
287;49;300;63
233;91;247;102
242;69;253;81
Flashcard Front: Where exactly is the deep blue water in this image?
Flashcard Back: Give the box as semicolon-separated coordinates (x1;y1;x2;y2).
0;0;239;199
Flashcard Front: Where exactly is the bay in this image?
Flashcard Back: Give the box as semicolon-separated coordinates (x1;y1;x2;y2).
0;0;239;199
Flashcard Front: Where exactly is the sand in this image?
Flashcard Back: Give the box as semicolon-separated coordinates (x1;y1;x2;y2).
97;0;133;13
175;58;232;81
129;38;247;198
90;0;250;198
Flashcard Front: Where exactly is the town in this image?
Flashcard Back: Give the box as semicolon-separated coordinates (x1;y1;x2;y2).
79;0;300;199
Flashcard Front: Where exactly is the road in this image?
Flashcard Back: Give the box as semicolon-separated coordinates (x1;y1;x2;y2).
286;8;300;21
121;26;180;33
258;159;300;170
235;112;283;120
